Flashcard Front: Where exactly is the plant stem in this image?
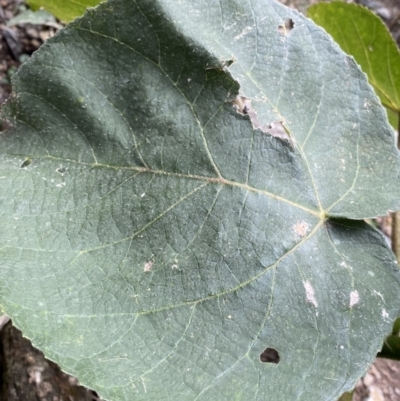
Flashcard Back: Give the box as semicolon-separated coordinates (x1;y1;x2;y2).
392;112;400;261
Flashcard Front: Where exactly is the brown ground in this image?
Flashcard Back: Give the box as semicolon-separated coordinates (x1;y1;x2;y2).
0;0;57;104
1;0;400;400
0;317;101;401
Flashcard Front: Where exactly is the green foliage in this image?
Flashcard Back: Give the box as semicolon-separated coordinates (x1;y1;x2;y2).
308;2;400;129
27;0;102;22
338;392;354;401
7;9;59;27
1;0;400;400
378;318;400;360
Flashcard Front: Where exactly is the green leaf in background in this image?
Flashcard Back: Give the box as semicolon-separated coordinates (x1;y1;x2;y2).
7;9;62;29
378;334;400;361
1;0;400;400
378;317;400;360
27;0;102;22
338;391;354;401
308;2;400;130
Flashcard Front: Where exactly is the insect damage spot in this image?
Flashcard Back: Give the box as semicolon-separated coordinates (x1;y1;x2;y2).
206;58;235;71
232;95;265;131
278;18;294;35
144;261;153;272
266;120;291;142
232;97;292;144
303;280;318;308
350;290;359;307
293;221;309;237
222;58;234;69
260;348;280;364
20;158;32;168
232;96;252;116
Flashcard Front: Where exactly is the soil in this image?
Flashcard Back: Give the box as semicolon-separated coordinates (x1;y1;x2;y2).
0;0;400;400
0;317;101;401
0;0;57;104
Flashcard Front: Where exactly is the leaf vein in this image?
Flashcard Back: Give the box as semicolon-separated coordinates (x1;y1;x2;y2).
73;26;222;178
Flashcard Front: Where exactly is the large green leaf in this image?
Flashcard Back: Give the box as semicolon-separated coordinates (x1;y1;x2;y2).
1;0;400;400
308;2;400;130
27;0;102;22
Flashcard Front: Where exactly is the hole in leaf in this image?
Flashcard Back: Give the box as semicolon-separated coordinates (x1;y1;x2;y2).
278;18;294;35
260;347;280;364
20;158;32;169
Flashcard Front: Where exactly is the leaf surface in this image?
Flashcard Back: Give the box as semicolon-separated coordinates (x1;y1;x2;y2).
1;1;400;400
308;2;400;129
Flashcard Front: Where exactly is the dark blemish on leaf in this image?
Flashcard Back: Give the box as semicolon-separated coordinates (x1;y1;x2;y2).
56;166;67;175
222;58;235;69
278;18;294;35
260;348;280;364
20;158;32;169
232;96;251;116
206;58;235;71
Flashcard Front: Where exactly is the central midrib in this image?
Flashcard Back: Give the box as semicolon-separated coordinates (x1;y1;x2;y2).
28;154;322;217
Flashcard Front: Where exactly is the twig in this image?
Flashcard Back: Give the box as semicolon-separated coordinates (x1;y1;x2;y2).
392;112;400;261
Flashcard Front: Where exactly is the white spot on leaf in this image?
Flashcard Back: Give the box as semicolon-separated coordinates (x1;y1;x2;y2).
293;221;309;237
382;309;389;319
234;26;254;41
303;281;318;308
350;290;359;307
144;261;153;272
